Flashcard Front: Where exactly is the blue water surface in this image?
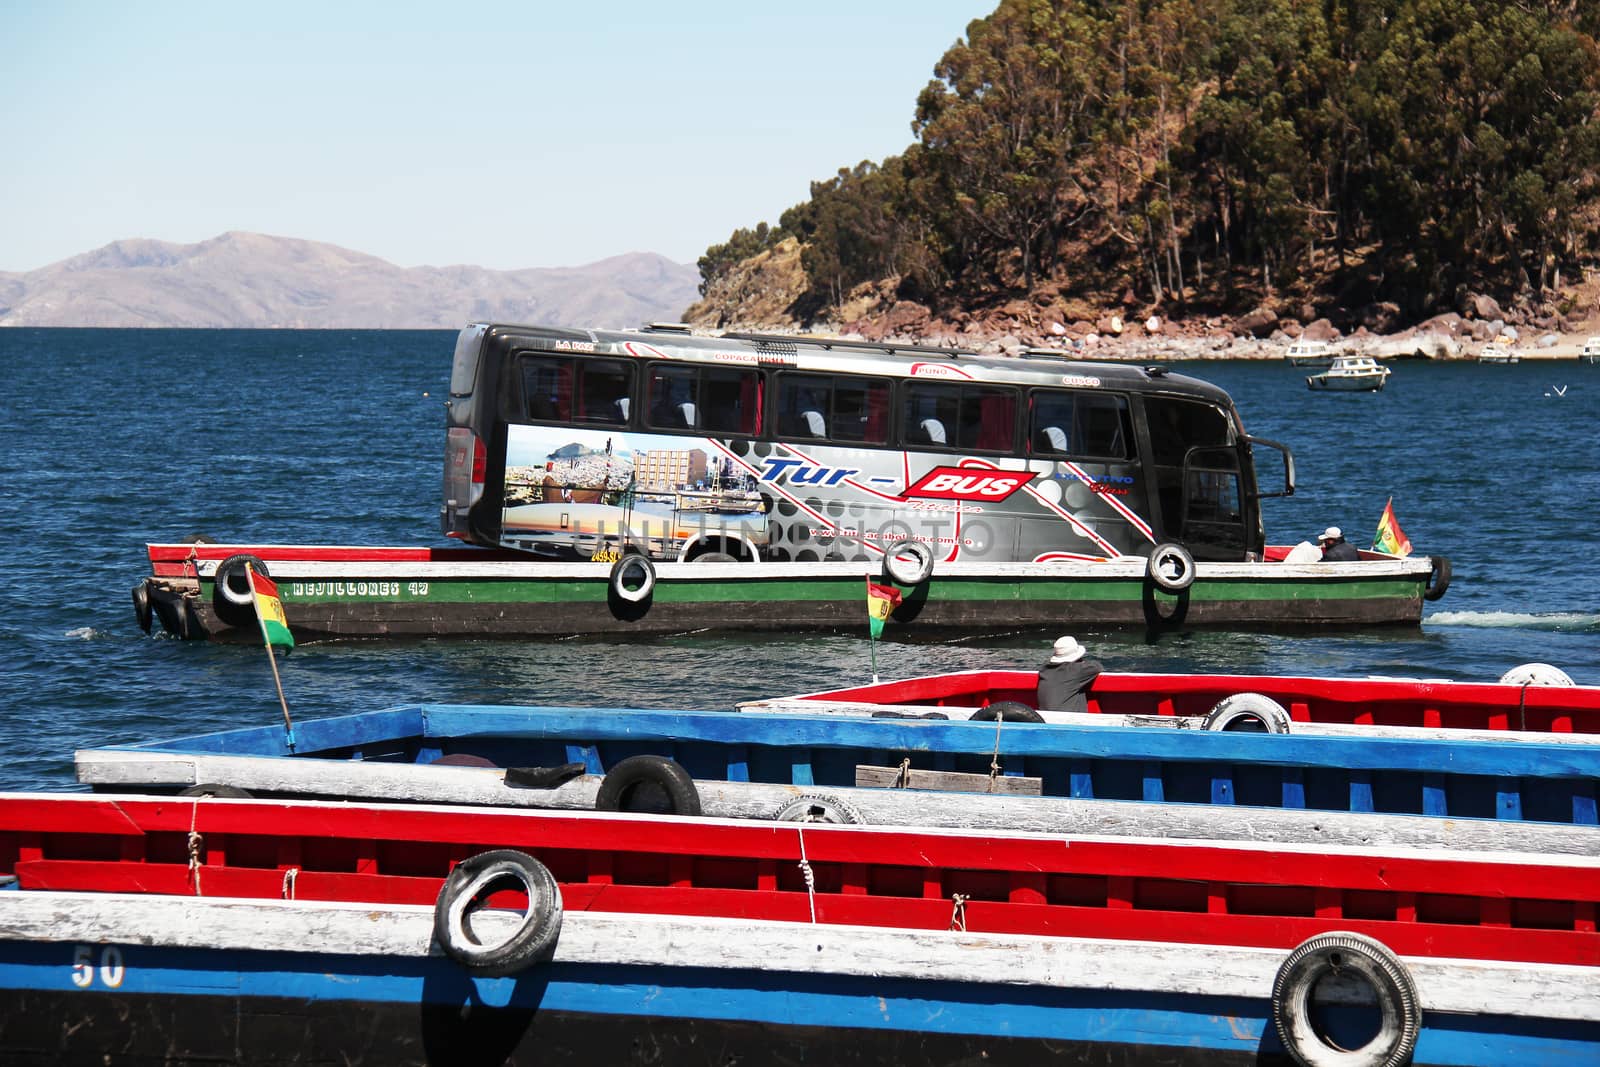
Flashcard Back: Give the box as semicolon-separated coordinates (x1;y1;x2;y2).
1;328;1595;791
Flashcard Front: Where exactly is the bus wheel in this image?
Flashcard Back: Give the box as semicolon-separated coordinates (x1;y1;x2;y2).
693;551;738;563
882;540;935;585
609;555;656;603
1147;542;1196;592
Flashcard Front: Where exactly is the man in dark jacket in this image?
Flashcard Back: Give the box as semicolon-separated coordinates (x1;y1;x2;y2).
1317;526;1361;562
1036;636;1104;714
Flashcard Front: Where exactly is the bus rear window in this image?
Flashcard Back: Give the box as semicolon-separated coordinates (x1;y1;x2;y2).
903;382;1017;452
519;354;634;426
776;373;891;444
644;364;762;436
1029;390;1133;460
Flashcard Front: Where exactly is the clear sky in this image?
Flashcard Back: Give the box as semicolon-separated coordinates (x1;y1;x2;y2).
2;1;989;273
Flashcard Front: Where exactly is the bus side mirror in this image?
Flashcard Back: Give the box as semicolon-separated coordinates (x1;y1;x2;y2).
1246;436;1295;498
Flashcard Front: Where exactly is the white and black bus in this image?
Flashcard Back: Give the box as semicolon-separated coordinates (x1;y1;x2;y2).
441;323;1293;571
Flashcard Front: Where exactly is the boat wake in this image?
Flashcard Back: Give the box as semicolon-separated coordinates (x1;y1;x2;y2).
1427;610;1600;633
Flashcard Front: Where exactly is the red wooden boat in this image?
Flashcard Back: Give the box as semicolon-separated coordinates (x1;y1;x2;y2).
4;793;1597;968
2;793;1596;1065
747;666;1600;738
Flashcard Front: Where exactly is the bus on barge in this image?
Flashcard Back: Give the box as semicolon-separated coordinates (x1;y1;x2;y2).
135;322;1448;641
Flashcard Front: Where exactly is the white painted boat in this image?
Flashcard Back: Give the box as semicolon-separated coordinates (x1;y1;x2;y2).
1307;354;1391;391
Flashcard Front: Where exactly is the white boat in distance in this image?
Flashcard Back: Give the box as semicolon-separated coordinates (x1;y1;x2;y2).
1306;354;1391;391
1580;336;1600;364
1284;339;1335;366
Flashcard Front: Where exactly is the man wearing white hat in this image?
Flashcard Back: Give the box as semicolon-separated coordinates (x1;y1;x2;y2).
1317;526;1360;562
1036;635;1104;714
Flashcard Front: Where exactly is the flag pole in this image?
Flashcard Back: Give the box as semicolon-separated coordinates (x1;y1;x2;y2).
246;563;296;750
262;638;296;750
867;575;880;683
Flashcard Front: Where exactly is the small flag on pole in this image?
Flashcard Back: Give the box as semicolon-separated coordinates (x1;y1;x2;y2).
1372;498;1412;557
246;563;297;749
866;580;902;640
247;566;295;650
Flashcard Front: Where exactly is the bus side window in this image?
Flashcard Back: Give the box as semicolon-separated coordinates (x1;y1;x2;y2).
1029;390;1132;459
832;379;890;444
906;382;1016;452
776;373;831;439
701;368;761;436
574;360;633;426
520;356;574;423
646;366;698;430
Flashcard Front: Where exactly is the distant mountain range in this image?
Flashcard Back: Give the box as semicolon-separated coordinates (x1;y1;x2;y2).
0;231;701;329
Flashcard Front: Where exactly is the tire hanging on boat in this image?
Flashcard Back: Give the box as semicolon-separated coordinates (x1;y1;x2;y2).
1497;662;1575;687
178;783;253;799
773;793;865;825
881;540;935;586
595;754;701;816
609;554;656;603
1271;931;1420;1067
968;701;1046;724
1423;555;1452;601
1146;542;1196;593
213;554;269;608
131;582;154;634
433;849;563;977
1203;693;1291;733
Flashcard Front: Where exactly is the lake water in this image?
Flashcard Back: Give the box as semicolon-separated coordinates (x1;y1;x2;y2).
2;328;1596;792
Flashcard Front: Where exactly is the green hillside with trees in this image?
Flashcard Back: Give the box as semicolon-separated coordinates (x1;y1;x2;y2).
694;0;1600;339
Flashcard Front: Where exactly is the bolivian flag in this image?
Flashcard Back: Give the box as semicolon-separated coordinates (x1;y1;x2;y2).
246;564;295;651
866;580;902;639
1372;498;1412;557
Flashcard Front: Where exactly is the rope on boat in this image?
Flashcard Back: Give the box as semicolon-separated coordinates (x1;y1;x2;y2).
893;757;911;789
186;799;202;897
281;866;300;900
795;824;817;924
988;716;1005;791
949;893;970;932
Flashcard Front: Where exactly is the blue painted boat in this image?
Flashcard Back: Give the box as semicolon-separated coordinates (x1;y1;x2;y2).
75;704;1600;837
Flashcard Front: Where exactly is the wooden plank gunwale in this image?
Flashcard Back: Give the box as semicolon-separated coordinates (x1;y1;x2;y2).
1;892;1595;1023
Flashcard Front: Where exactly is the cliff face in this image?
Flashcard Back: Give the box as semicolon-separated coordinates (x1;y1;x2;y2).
681;236;810;331
0;232;700;329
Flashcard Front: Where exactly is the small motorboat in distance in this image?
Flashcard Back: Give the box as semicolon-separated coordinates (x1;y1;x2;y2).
1306;354;1391;391
1284;339;1335;366
1581;336;1600;364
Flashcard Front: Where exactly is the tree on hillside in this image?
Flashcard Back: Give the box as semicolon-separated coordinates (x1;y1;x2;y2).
696;222;785;297
911;0;1105;291
1350;0;1600;305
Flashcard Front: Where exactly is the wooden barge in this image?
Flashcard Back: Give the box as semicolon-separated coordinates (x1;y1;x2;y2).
73;705;1600;848
743;666;1600;739
134;540;1448;641
0;793;1595;1065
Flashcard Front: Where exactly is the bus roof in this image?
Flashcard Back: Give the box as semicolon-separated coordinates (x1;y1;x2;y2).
470;322;1236;407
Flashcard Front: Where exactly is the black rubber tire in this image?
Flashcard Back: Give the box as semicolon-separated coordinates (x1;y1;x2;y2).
431;753;498;768
773;793;865;824
881;539;935;585
178;783;253;799
132;582;154;634
1423;555;1451;601
1271;931;1420;1067
968;701;1046;724
609;554;656;603
1147;542;1196;592
434;850;563;977
594;755;701;816
214;554;269;608
504;762;588;789
1203;693;1291;733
